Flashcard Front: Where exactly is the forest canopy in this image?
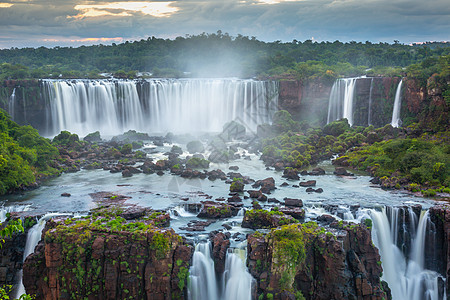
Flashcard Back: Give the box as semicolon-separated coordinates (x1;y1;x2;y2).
0;32;449;79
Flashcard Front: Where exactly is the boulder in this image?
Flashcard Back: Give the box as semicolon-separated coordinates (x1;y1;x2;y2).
252;177;276;194
284;198;303;207
282;168;299;180
299;180;316;187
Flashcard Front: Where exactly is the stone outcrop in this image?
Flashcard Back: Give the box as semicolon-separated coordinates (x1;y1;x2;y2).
0;225;27;287
241;209;297;229
247;222;389;300
428;204;450;295
210;232;230;274
196;201;238;219
23;210;193;300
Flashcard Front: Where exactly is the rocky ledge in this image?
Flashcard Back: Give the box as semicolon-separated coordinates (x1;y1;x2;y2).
247;222;390;300
22;206;193;300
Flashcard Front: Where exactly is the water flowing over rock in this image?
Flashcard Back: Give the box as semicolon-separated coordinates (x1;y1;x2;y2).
23;215;193;300
247;222;388;300
369;207;447;300
188;241;254;300
391;79;403;128
41;79;278;136
327;77;359;126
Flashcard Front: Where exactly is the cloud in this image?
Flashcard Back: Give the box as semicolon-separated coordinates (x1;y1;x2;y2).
0;0;448;48
71;1;179;19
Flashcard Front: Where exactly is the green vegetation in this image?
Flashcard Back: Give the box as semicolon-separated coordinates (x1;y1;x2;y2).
0;33;449;79
40;207;183;299
230;177;244;192
262;116;369;169
266;222;327;295
337;136;449;188
0;218;35;299
0;109;60;195
186;157;210;169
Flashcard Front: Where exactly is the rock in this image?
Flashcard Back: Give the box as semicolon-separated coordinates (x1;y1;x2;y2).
252;177;276;194
284;198;303;207
315;188;323;193
241;209;297;229
282;168;299;180
122;169;133;177
23;212;192;300
229;166;239;171
227;194;242;203
230;179;245;193
186;140;205;154
278;207;305;220
299;180;316;187
211;232;230;274
268;198;280;203
306;187;315;193
316;214;336;225
197;201;236;219
334;167;353;176
246;223;388;300
61;192;71;197
280;182;289;187
222;224;232;230
310;167;326;175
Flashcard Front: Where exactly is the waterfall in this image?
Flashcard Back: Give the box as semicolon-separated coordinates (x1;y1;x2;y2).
8;88;16;120
391;79;403;128
188;241;254;300
42;79;279;136
13;213;69;299
221;248;254;300
188;242;220;300
327;77;358;126
0;205;31;223
370;207;445;300
368;78;373;126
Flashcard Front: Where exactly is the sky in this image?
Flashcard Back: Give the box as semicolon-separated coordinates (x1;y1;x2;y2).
0;0;449;49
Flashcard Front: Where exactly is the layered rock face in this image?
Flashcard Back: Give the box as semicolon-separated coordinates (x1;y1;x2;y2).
23;212;193;300
247;223;389;300
278;80;332;125
0;229;27;287
428;205;450;296
403;76;449;130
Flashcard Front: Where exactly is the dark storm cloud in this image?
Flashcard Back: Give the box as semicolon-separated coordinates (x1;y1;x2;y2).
0;0;448;48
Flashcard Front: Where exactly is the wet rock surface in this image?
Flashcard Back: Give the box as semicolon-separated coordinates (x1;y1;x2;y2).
23;206;193;300
247;223;389;300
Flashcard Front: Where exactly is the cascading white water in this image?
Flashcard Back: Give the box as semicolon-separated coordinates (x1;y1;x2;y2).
327;77;359;126
370;207;445;300
188;241;254;300
391;79;403;128
43;79;278;136
169;205;196;219
0;205;31;223
188;241;220;300
13;212;70;299
8;88;16;120
221;248;254;300
368;78;374;126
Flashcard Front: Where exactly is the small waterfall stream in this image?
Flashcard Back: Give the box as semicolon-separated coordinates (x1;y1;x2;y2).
188;241;254;300
369;207;445;300
391;79;403;128
12;213;71;299
368;78;374;126
188;242;220;300
327;77;359;126
8;88;16;120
